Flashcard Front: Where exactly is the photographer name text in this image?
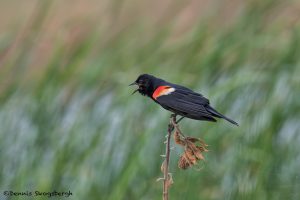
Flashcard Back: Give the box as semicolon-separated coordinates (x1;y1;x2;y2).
3;190;72;198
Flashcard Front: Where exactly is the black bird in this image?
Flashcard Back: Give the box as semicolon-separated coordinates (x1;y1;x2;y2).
130;74;238;126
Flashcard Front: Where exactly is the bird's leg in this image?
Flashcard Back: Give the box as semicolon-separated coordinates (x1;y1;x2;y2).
176;116;185;124
170;114;177;119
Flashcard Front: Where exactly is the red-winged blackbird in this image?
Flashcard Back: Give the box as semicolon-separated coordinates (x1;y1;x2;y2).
130;74;238;126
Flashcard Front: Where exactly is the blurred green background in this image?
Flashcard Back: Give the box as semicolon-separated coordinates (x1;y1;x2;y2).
1;0;300;199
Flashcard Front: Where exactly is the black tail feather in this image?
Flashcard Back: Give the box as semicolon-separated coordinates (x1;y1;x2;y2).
206;105;239;126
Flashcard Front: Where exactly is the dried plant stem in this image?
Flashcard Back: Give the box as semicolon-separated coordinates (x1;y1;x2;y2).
162;115;176;200
161;115;208;198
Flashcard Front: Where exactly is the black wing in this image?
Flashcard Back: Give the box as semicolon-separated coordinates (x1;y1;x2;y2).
155;87;217;122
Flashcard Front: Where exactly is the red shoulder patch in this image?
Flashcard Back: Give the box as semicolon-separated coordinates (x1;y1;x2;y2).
152;86;175;100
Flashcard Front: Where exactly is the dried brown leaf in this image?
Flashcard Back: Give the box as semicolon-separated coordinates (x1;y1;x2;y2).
178;154;190;169
187;141;206;160
194;150;205;160
186;136;200;143
174;130;185;146
186;136;208;146
186;141;199;153
197;145;209;152
199;139;209;147
173;122;209;170
185;150;197;164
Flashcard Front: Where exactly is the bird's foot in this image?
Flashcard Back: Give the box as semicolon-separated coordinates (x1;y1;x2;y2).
169;114;177;132
170;114;177;119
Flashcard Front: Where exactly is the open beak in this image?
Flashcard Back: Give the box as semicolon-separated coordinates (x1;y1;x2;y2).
129;82;137;86
131;89;139;95
129;81;139;95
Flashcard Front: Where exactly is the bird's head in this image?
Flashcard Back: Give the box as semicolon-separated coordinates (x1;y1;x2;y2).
129;74;162;97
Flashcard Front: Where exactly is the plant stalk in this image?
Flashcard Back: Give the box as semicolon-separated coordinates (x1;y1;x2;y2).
163;115;176;200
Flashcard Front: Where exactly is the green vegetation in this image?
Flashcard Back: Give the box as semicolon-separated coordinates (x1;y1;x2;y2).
0;0;300;199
